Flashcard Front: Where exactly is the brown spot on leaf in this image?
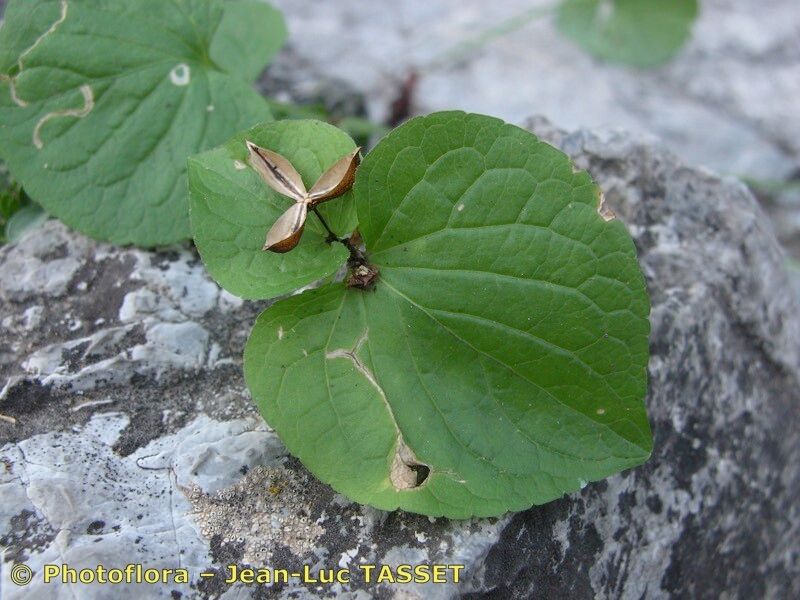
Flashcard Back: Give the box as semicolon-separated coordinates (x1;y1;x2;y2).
598;193;615;221
391;438;430;490
346;264;380;290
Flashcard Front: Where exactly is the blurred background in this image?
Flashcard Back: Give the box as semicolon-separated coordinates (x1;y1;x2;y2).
265;0;800;288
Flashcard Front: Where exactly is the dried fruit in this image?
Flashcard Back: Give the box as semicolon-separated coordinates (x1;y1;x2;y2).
246;141;360;252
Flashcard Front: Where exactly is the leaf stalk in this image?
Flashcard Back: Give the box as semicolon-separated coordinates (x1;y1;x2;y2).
310;207;377;289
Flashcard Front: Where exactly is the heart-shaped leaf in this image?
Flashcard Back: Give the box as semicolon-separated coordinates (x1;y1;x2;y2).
557;0;699;68
189;120;359;299
244;112;652;518
0;0;286;246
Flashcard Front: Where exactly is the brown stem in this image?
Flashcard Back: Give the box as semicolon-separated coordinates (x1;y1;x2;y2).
310;206;338;242
311;207;369;267
310;207;378;289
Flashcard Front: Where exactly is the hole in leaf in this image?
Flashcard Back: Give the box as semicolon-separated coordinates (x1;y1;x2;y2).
409;464;430;487
391;438;429;490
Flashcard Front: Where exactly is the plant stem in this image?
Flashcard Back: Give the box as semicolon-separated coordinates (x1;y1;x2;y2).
310;206;338;242
310;206;369;267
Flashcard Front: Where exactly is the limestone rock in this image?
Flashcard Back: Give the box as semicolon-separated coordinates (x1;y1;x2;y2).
1;120;799;598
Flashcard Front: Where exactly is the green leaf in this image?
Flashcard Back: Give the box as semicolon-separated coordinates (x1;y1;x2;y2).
5;202;48;243
189;119;359;299
244;111;652;518
210;0;287;82
0;180;21;222
0;0;286;246
557;0;699;68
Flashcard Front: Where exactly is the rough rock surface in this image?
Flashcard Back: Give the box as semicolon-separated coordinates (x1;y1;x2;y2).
1;121;799;599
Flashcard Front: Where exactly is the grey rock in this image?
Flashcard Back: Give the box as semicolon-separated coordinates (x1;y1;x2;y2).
760;184;800;259
258;49;368;122
1;119;799;599
0;226;85;301
269;0;800;181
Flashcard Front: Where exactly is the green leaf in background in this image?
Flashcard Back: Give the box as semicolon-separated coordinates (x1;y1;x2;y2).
244;112;652;518
0;0;286;246
0;164;44;243
557;0;699;68
189;119;358;299
5;202;48;243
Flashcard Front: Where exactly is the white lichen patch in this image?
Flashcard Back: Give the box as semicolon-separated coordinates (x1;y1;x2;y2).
33;84;94;149
187;465;324;564
169;63;191;86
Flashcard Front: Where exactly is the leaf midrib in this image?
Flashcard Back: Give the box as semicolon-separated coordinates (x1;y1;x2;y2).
377;277;651;457
383;285;621;470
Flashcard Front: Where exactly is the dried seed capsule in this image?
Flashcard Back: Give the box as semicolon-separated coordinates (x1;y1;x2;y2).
307;148;361;205
246;141;307;202
247;141;361;253
264;203;307;253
